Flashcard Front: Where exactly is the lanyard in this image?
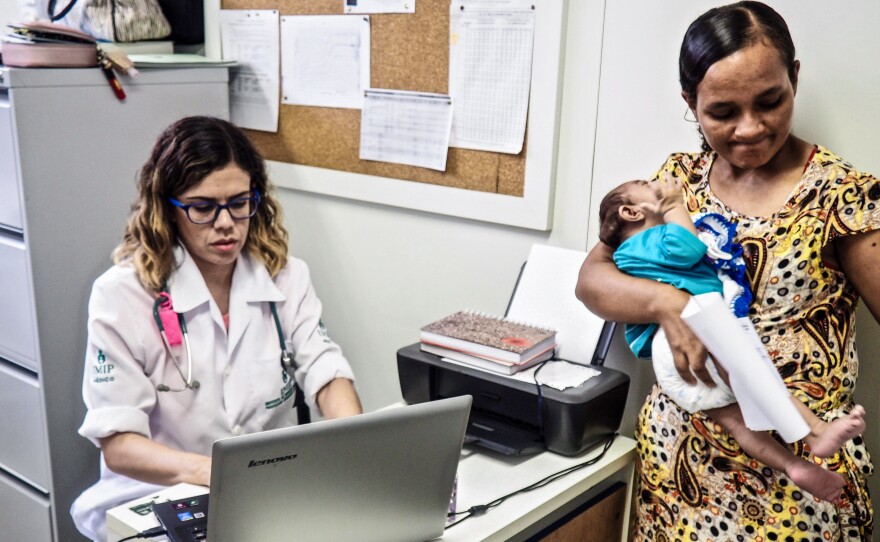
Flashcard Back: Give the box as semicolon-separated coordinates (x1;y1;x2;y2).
151;295;310;424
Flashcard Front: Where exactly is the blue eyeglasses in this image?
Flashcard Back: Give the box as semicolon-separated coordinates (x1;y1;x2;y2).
170;190;261;225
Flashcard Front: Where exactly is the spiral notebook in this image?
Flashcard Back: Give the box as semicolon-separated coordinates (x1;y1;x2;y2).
420;310;557;373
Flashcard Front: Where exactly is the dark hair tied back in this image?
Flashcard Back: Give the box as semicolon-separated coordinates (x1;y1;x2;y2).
679;1;796;100
678;2;796;152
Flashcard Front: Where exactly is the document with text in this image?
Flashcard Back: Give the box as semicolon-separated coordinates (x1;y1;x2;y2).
359;89;453;171
280;15;371;109
448;0;535;154
219;9;280;132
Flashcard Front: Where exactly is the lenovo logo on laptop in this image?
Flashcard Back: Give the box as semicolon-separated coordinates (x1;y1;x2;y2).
247;453;298;468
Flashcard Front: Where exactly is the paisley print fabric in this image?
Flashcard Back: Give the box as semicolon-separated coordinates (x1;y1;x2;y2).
634;146;880;541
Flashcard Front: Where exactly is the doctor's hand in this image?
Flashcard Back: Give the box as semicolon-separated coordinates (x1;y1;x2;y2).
654;287;715;388
99;432;212;487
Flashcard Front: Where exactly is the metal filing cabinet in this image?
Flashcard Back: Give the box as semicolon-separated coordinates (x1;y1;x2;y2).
0;66;229;542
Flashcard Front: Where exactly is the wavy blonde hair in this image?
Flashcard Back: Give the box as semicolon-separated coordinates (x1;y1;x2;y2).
113;116;289;294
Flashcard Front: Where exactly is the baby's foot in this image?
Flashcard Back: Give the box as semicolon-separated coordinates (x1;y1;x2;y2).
807;405;866;458
785;461;845;503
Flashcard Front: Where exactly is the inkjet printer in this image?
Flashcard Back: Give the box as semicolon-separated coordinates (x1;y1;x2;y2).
397;244;631;457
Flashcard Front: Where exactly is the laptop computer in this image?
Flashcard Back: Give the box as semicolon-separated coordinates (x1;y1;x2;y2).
152;395;472;542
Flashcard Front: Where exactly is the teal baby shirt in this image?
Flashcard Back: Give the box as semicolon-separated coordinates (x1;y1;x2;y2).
613;223;723;358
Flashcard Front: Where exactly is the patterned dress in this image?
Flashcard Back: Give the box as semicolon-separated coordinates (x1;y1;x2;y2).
634;146;879;541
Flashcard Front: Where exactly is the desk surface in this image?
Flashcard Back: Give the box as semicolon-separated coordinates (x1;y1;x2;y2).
108;436;636;542
444;435;636;541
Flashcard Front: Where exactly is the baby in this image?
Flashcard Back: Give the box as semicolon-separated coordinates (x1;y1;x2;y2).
598;176;866;503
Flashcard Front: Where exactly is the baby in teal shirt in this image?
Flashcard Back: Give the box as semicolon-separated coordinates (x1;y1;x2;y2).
598;176;865;503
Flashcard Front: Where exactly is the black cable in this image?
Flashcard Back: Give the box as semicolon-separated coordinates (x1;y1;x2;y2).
532;358;599;439
445;432;618;529
532;360;550;438
111;0;118;42
445;512;474;529
117;526;167;541
48;0;78;21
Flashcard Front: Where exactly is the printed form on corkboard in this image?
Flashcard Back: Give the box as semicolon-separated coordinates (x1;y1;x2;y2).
220;0;533;196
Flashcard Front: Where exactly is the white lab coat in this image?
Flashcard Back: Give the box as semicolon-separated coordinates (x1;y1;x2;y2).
71;247;355;541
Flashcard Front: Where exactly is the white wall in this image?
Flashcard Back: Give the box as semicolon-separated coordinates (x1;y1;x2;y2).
0;0;38;25
271;0;878;513
590;0;880;514
0;0;18;26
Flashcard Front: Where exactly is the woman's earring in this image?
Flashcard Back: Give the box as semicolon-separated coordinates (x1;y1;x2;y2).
683;108;698;123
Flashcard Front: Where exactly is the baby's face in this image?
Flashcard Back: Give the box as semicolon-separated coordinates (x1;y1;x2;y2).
623;180;660;207
621;180;666;224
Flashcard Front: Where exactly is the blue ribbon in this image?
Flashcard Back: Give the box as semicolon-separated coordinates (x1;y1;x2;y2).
694;213;753;317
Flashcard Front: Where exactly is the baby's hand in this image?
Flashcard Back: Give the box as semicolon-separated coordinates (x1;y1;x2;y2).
654;174;685;215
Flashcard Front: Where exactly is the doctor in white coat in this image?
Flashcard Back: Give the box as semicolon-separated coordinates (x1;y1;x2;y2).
71;116;362;541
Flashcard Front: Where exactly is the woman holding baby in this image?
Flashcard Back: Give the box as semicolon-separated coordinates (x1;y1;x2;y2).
577;2;880;540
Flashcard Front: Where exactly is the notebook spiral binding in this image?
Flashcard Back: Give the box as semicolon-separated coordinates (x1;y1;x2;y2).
461;309;557;335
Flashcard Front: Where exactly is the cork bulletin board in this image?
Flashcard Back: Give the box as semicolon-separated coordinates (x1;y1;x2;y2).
210;0;566;230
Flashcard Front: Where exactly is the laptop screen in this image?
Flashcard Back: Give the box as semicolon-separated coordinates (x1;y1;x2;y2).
159;396;471;542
